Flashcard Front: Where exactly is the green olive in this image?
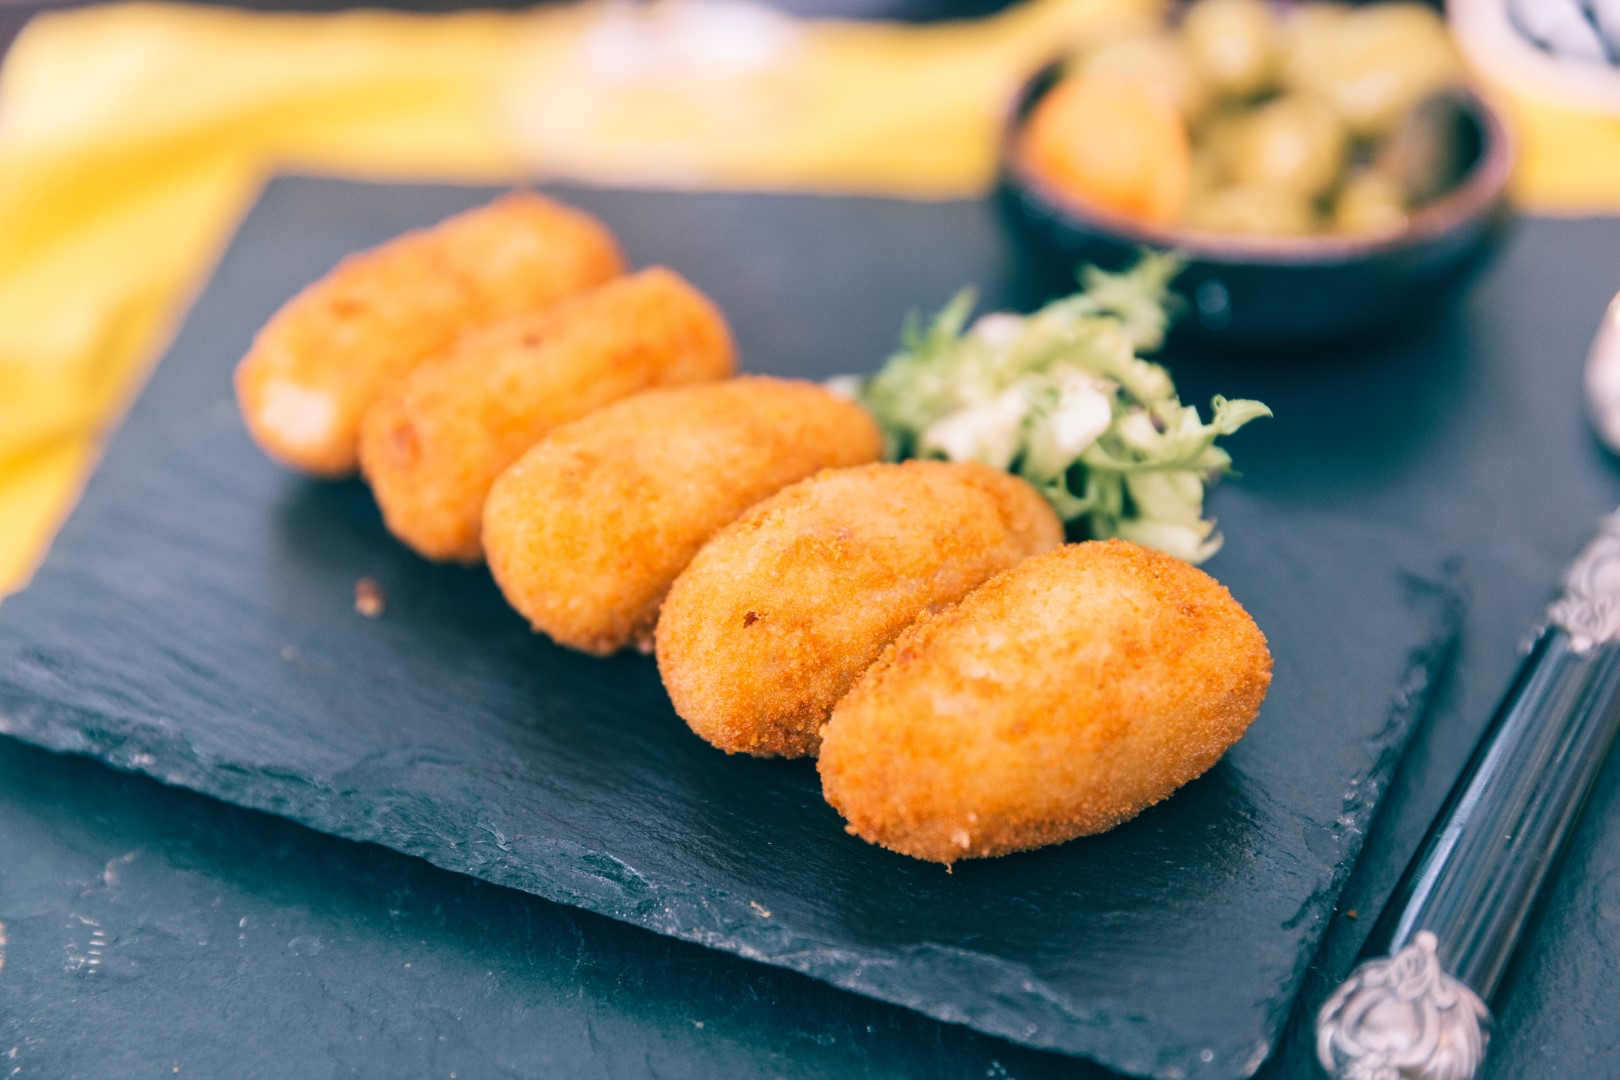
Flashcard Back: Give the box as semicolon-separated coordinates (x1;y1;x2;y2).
1279;3;1354;94
1228;93;1349;200
1186;142;1229;202
1081;33;1212;120
1183;184;1318;236
1333;172;1408;235
1181;0;1279;101
1284;2;1460;138
1189;106;1248;182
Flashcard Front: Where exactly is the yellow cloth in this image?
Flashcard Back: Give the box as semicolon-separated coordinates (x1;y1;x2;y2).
1502;93;1620;210
1;0;1617;595
0;0;1153;593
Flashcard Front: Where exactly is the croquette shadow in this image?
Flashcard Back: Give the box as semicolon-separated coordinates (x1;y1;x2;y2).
810;758;1265;932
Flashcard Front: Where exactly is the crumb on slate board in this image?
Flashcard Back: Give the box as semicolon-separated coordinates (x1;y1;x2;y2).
354;577;386;618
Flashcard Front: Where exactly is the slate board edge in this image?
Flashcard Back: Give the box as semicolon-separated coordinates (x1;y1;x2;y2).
1249;569;1465;1070
0;570;1460;1080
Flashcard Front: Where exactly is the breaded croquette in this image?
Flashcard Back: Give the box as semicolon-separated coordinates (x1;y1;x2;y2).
360;268;735;563
819;540;1272;864
236;192;623;477
483;377;884;656
657;461;1063;758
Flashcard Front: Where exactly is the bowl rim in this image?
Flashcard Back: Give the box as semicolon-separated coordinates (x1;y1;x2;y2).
999;57;1517;268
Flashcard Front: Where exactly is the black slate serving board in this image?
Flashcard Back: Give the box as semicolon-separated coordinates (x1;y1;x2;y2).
0;178;1460;1080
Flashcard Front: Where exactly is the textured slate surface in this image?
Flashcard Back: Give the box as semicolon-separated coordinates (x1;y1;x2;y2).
0;179;1460;1079
4;723;1619;1080
5;190;1620;1080
0;735;1107;1080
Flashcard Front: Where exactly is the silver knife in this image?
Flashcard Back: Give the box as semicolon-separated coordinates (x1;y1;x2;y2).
1316;298;1620;1080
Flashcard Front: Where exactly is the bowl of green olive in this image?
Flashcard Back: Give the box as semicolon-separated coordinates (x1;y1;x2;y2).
999;0;1515;346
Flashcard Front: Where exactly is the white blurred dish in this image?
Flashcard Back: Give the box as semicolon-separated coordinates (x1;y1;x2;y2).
1451;0;1620;114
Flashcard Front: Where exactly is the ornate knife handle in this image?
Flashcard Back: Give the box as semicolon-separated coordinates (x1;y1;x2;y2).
1317;512;1620;1079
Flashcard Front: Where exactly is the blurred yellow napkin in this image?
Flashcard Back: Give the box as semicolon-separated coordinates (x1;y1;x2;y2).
0;0;1153;593
1;0;1618;595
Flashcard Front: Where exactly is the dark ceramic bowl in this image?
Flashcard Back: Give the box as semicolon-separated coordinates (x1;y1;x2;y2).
998;60;1516;347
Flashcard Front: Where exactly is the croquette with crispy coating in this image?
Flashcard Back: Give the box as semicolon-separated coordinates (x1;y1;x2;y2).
483;377;884;656
360;268;735;563
236;192;624;477
657;461;1063;758
818;540;1272;864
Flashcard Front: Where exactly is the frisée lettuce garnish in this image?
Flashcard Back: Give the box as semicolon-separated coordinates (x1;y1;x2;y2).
843;254;1270;564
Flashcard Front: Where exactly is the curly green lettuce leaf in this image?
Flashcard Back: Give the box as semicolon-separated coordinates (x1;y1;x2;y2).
850;255;1270;564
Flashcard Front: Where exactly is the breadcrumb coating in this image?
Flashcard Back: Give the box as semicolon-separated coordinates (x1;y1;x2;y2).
482;377;884;656
236;192;623;476
657;461;1063;758
360;268;735;563
818;540;1272;864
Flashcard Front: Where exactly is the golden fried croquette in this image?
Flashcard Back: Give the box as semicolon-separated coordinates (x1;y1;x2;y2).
236;192;623;477
818;540;1272;864
656;461;1063;758
359;268;735;563
483;377;884;656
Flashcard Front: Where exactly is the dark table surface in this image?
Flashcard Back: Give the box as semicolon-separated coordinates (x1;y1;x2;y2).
0;174;1466;1080
1;0;1619;1049
4;185;1620;1080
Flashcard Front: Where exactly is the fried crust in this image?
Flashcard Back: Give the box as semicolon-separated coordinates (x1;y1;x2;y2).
360;268;735;563
657;461;1063;758
482;377;884;656
818;540;1273;864
236;192;624;477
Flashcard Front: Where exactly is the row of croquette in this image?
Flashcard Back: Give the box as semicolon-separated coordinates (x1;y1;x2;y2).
234;193;1272;864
